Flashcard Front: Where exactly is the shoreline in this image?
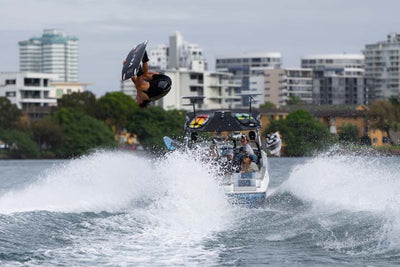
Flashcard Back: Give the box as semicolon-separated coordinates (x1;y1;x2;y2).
1;146;399;160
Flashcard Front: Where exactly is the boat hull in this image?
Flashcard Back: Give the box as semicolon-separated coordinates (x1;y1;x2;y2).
226;192;266;207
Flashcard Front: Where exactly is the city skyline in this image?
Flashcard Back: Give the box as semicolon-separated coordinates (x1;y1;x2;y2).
0;0;399;96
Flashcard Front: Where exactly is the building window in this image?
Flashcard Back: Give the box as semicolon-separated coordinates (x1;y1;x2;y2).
5;91;16;97
5;79;16;85
24;78;40;87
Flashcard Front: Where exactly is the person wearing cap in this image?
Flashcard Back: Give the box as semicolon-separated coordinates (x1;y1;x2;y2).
239;135;259;164
221;148;237;175
226;149;234;161
240;135;254;156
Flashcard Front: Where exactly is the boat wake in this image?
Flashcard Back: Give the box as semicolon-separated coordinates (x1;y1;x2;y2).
267;153;400;257
1;150;399;265
0;150;235;265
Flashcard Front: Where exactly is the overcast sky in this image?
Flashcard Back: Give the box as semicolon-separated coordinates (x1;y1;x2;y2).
1;0;399;96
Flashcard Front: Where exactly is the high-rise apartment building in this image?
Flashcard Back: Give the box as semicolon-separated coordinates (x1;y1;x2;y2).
19;29;78;82
216;53;282;107
264;68;313;107
363;33;400;100
301;54;366;105
147;31;207;72
167;31;207;71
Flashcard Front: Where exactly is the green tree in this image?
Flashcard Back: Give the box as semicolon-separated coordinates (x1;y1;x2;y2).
31;116;66;153
338;123;359;144
259;101;276;109
286;95;302;106
54;108;117;157
0;129;39;158
264;109;331;156
389;96;400;106
368;100;400;145
57;91;98;116
127;107;186;149
96;92;139;132
0;97;22;129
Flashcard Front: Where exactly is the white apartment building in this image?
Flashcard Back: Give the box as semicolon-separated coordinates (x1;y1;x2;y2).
0;72;58;110
120;70;240;109
19;29;79;82
363;33;400;100
152;69;240;111
301;54;366;105
216;53;282;107
264;68;313;107
167;31;207;72
149;44;168;70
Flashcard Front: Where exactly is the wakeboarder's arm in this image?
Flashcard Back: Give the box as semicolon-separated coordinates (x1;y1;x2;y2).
131;75;150;104
142;61;159;81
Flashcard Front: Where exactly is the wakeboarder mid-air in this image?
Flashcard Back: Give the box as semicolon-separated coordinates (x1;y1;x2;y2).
122;40;172;108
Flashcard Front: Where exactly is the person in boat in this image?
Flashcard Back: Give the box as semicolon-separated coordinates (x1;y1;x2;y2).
240;135;254;155
221;149;238;174
126;51;172;108
240;155;259;173
238;135;258;163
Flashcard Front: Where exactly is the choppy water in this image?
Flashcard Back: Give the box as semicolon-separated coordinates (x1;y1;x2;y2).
0;150;399;266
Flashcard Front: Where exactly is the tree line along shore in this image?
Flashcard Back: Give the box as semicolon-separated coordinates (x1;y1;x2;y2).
0;93;399;159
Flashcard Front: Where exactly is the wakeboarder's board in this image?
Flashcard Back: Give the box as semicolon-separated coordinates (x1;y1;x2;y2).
163;136;182;151
121;40;148;80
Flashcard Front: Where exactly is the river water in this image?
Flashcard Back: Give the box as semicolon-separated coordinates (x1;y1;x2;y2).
0;150;399;266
